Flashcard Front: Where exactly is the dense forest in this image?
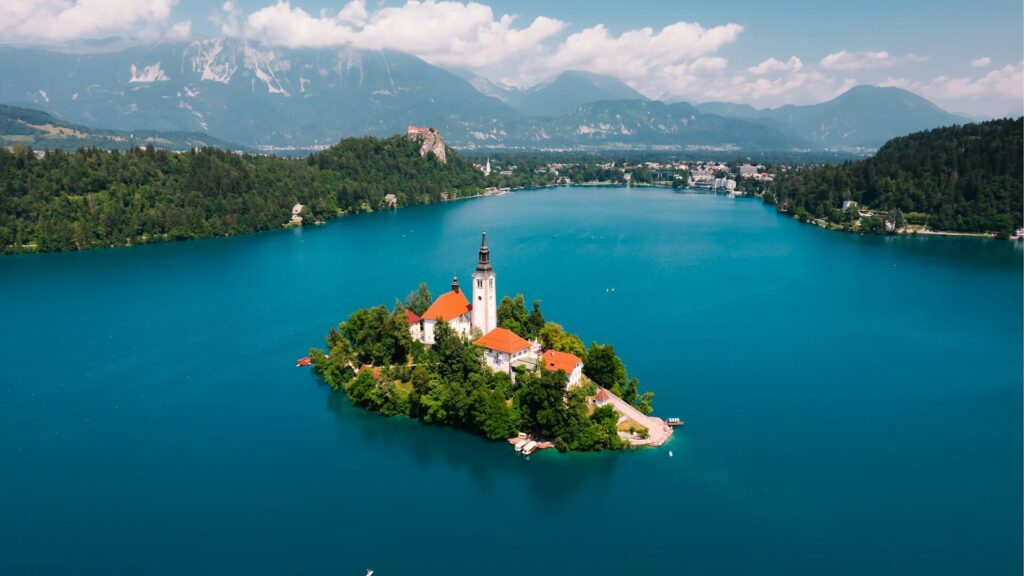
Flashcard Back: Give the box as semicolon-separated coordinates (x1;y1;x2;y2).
0;136;487;253
772;118;1023;235
311;289;654;452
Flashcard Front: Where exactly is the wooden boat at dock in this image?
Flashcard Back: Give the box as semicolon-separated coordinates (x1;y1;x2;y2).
521;440;538;455
666;418;684;427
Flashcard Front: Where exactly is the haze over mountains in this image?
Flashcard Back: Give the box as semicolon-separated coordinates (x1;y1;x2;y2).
0;38;973;152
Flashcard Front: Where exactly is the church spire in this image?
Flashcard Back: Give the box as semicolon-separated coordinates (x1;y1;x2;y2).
476;227;492;272
451;274;460;293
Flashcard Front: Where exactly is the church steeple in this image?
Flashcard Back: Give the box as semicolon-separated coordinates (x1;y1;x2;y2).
471;226;497;335
451;275;460;293
476;227;492;272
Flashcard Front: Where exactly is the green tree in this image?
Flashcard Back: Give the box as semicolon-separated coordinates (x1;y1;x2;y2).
340;305;412;365
538;322;586;357
404;282;433;316
430;321;480;383
497;294;530;336
527;300;545;338
584;342;627;395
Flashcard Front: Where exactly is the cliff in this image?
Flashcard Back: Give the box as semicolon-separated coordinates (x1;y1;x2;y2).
406;125;447;163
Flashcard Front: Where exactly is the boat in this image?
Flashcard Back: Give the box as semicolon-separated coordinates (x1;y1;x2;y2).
514;439;528;452
296;356;312;367
666;417;684;427
521;440;538;455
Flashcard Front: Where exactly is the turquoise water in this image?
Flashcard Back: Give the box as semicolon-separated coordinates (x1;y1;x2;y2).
1;186;1021;575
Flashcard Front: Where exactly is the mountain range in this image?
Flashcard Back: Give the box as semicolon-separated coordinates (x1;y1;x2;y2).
0;38;971;152
0;103;243;151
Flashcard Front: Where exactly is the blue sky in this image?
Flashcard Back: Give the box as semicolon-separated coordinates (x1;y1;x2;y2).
1;0;1021;115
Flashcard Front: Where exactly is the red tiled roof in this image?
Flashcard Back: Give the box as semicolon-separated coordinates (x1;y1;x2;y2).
405;309;421;324
595;389;611;402
422;290;471;322
474;327;531;354
541;350;582;374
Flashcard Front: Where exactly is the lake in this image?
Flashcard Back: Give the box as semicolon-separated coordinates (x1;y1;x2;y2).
1;186;1021;575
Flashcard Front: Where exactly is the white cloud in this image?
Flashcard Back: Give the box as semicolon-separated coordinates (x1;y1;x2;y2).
223;0;566;73
217;1;742;89
821;50;927;70
748;56;802;75
167;20;192;40
535;21;742;84
337;0;368;26
0;0;185;43
881;61;1024;116
970;56;991;68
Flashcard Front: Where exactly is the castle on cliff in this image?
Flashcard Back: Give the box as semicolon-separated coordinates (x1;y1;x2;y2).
406;125;447;164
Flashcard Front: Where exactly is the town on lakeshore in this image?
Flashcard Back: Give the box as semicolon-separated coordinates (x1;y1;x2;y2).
308;229;676;454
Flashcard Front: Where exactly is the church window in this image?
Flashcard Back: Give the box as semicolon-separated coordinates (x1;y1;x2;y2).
477;279;482;288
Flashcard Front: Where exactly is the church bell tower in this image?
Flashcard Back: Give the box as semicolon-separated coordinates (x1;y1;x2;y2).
471;228;497;335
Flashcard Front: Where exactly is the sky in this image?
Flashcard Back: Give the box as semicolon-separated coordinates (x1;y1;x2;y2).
0;0;1021;116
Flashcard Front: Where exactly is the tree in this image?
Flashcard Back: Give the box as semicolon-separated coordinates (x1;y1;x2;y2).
860;215;886;234
538;322;586;357
527;300;545;338
340;305;412;365
584;342;627;395
497;294;530;336
430;321;480;383
515;368;568;438
622;377;639;405
404;282;433;316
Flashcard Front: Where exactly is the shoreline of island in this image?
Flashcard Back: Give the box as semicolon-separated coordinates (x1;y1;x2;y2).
307;231;676;454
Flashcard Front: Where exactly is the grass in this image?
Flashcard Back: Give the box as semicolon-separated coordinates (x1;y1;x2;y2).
616;418;648;434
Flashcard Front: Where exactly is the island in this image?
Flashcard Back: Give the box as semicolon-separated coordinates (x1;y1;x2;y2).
309;229;674;453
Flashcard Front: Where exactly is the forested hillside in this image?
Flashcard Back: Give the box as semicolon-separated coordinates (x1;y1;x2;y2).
0;136;486;253
774;118;1023;235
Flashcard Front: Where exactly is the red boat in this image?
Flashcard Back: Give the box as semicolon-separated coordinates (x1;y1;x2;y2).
296;356;312;367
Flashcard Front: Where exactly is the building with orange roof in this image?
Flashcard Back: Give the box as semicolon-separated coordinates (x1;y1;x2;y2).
410;229;499;347
418;276;473;344
474;327;534;373
540;349;585;388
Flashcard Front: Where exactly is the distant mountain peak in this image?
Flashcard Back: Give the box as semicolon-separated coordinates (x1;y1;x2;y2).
502;70;646;117
696;84;969;148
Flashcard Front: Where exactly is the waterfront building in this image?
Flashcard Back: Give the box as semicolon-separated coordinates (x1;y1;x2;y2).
405;309;422;341
413;229;498;343
470;230;497;335
418;276;473;344
540;350;584;387
474;327;533;374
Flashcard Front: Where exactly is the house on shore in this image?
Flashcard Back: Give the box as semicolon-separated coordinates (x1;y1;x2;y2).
417;276;473;344
474;327;535;375
541;350;584;388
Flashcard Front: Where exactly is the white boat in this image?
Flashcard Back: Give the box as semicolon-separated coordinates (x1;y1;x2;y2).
521;440;538;455
514;439;528;452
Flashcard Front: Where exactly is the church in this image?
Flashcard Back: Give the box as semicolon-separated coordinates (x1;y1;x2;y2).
412;229;498;345
410;230;585;387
